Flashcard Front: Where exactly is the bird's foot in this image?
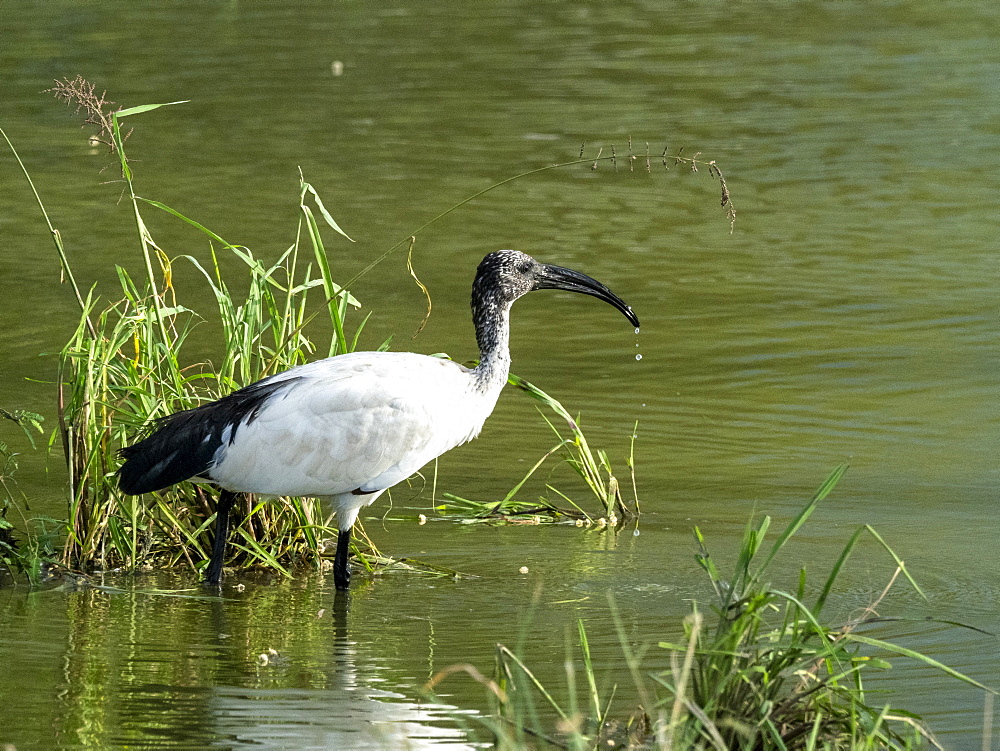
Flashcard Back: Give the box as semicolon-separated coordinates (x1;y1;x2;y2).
334;565;351;591
203;562;224;586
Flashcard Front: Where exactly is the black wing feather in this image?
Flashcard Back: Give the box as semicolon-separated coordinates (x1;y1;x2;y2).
117;376;300;495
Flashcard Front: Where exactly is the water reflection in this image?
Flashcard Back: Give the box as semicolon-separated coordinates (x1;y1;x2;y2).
0;580;477;749
208;685;472;750
204;595;473;750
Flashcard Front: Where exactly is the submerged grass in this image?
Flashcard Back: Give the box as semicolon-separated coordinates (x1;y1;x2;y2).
435;374;638;526
428;465;995;749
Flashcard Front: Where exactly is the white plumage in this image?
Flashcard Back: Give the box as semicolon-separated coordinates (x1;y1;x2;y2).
118;249;639;589
208;352;505;528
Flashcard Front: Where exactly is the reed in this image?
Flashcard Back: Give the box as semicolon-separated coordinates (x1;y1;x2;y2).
57;172;360;575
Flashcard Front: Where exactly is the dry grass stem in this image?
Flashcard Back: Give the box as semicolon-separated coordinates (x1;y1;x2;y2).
583;140;737;232
47;75;128;152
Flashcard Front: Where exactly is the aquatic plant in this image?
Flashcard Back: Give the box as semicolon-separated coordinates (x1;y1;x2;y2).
428;465;994;749
436;374;637;526
0;408;59;585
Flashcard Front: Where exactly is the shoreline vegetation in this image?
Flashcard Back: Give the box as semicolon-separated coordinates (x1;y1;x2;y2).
428;467;995;750
1;79;993;746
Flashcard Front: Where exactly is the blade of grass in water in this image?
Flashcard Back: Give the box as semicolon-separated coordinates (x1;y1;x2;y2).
758;462;849;573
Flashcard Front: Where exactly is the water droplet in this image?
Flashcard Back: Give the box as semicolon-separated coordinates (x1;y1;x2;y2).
641;403;646;407
634;327;640;335
635;354;642;361
633;528;640;537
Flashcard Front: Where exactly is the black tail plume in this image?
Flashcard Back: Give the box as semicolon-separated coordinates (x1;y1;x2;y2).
117;376;298;495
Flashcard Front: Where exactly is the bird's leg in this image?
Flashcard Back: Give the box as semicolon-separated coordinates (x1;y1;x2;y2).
333;527;352;591
204;490;237;585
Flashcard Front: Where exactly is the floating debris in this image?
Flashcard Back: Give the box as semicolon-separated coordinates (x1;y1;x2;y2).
258;648;278;666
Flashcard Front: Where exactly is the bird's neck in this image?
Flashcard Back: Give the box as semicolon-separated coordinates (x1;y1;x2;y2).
471;292;513;392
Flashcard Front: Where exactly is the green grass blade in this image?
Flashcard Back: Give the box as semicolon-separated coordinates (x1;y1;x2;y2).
758;463;849;573
232;529;292;578
116;101;189;117
499;440;568;505
495;645;569;721
577;620;602;724
814;526;865;617
302;179;354;242
138;198;244;253
863;525;927;601
845;634;994;693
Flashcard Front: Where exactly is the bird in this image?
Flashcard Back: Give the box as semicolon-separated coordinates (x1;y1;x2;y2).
117;249;640;590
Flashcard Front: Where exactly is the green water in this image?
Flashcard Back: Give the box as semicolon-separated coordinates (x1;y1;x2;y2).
2;1;998;747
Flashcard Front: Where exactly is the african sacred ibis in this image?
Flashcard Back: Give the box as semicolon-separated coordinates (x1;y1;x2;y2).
118;250;640;589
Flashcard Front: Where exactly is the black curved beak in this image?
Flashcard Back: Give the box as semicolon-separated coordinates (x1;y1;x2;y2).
535;264;640;328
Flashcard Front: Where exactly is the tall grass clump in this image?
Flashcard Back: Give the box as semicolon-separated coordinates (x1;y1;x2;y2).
26;79;633;579
46;78;361;576
429;465;994;749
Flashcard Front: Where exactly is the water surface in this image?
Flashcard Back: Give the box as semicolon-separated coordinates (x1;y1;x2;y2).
1;1;998;747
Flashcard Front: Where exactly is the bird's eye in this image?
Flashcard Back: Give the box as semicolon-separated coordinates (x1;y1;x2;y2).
519;261;532;273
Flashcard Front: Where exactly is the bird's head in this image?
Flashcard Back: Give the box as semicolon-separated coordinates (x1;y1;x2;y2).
473;249;640;328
